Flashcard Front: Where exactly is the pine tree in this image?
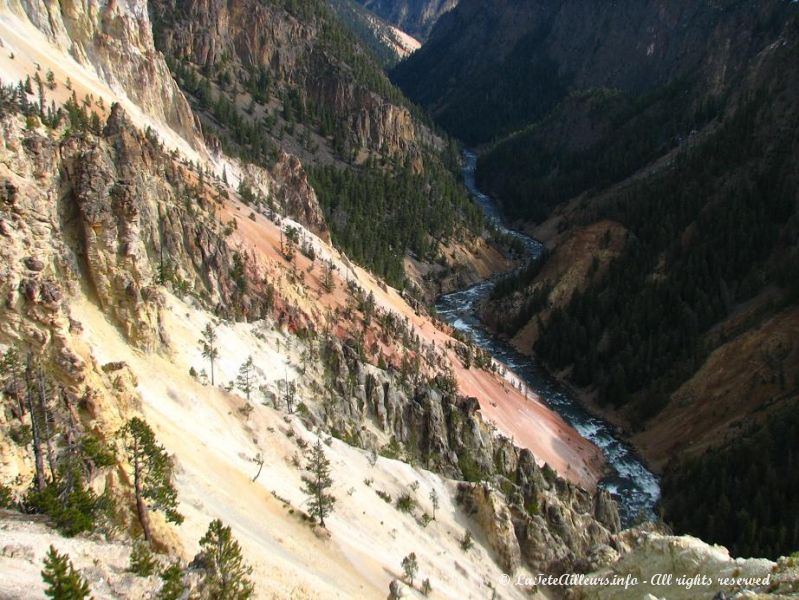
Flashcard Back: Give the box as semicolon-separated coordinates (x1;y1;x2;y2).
199;323;219;385
282;378;296;414
301;439;336;528
429;488;439;520
24;354;47;493
401;552;418;585
422;578;432;596
157;563;186;600
236;356;255;402
41;545;91;599
118;418;183;542
128;541;157;576
322;260;335;293
196;519;255;600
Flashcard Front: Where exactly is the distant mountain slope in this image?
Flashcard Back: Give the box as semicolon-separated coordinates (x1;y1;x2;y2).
393;0;796;150
327;0;420;67
354;0;457;40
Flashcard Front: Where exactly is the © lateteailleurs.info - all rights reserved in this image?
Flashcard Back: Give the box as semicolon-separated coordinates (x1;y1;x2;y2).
500;572;773;590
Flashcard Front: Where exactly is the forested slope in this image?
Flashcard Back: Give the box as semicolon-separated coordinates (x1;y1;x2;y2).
394;0;799;559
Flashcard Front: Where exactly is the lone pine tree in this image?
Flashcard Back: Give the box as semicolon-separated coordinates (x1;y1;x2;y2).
196;519;254;600
199;323;219;385
236;356;255;402
301;439;336;528
429;488;439;520
118;417;183;541
401;552;418;585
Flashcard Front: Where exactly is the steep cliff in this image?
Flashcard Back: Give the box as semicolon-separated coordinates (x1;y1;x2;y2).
4;0;199;146
149;0;426;165
394;0;795;149
145;0;499;291
328;0;421;67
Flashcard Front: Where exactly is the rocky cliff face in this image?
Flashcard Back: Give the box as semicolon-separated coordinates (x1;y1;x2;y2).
1;105;275;352
149;0;425;164
0;98;621;581
5;0;200;146
354;0;458;40
257;151;329;241
316;337;620;575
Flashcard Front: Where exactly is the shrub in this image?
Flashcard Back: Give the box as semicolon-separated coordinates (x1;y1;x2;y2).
396;492;416;513
157;562;186;600
422;578;432;596
129;541;157;577
460;531;474;552
25;474;105;537
0;482;14;509
379;437;403;460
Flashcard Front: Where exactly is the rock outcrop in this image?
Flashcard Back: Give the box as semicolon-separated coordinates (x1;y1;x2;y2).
316;337;620;575
356;0;458;41
456;483;521;573
567;528;799;600
1;106;276;350
268;152;329;242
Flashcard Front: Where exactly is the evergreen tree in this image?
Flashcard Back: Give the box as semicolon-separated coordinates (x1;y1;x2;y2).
128;541;157;576
301;439;336;527
118;418;183;542
156;563;186;600
199;324;219;385
236;356;255;402
157;563;186;600
196;519;255;600
282;378;296;414
322;260;335;293
401;552;418;585
428;488;439;520
41;545;91;600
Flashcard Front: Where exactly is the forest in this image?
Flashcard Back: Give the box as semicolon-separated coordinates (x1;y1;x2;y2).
535;90;799;420
475;81;721;222
662;403;799;559
309;160;483;288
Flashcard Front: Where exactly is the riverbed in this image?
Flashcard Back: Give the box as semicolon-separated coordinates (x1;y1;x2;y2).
435;151;660;526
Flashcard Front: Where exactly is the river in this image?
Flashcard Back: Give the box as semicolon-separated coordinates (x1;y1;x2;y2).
435;151;660;526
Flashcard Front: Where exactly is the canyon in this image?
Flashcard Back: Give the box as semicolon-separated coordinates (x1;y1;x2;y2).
0;0;797;598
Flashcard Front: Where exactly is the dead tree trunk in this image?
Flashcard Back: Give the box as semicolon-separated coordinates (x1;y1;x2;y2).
132;437;152;541
37;365;58;482
25;354;46;493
